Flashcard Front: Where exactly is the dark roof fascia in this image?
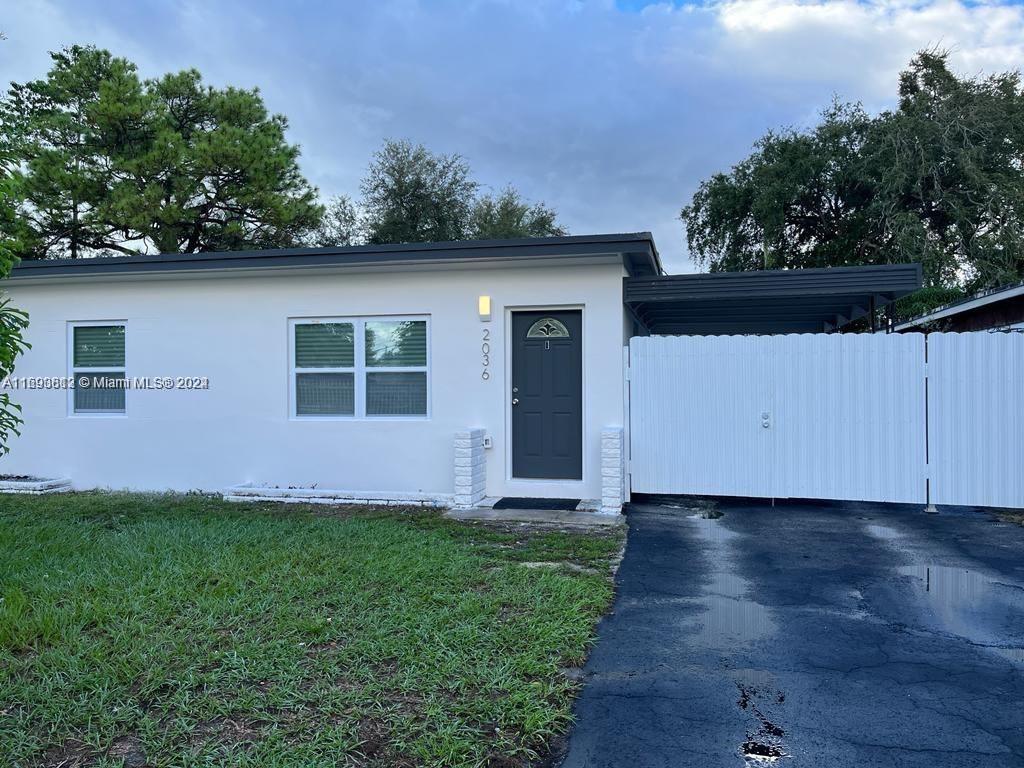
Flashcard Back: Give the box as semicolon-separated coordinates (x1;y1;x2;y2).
644;320;832;334
9;233;661;281
637;299;885;321
624;263;922;304
895;280;1024;329
625;263;923;334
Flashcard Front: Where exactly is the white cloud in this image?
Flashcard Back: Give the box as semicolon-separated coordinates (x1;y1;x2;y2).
2;0;1024;271
710;0;1024;104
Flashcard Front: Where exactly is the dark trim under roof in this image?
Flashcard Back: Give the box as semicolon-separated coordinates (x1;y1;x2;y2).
9;233;662;280
625;263;923;334
895;279;1024;330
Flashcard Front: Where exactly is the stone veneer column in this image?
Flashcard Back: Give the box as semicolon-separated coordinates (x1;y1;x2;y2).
601;427;625;514
453;428;486;508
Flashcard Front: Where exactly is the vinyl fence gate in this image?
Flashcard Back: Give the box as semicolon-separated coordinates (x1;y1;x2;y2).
627;332;1024;508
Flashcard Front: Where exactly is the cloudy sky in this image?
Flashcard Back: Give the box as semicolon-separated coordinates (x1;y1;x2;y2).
3;0;1024;272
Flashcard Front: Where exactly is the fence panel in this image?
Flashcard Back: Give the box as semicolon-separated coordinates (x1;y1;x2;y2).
770;333;926;503
928;332;1024;508
629;334;927;503
629;335;774;497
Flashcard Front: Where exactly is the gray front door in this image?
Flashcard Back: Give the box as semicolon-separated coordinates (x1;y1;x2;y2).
511;310;583;480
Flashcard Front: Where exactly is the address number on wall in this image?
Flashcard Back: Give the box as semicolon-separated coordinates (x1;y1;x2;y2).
481;328;490;380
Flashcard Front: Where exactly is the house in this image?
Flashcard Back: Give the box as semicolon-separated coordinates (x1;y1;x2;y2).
0;234;924;513
894;281;1024;333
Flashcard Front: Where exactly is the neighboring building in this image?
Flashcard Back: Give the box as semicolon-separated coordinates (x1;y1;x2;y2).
895;281;1024;334
0;235;921;512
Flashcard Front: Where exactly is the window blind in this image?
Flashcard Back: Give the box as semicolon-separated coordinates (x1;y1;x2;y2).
295;323;354;368
73;372;126;412
296;372;355;416
73;326;125;367
365;320;427;367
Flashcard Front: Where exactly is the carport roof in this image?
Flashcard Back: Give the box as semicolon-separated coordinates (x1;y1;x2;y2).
624;263;923;334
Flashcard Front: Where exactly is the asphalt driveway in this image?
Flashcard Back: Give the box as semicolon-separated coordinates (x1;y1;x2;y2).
560;500;1024;767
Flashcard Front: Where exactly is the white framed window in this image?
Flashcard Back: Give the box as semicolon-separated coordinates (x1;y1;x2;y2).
68;321;127;415
290;316;429;419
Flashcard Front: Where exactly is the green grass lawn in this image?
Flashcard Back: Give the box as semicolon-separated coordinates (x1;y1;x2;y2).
0;493;622;767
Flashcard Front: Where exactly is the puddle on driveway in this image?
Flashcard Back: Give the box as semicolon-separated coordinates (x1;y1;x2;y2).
697;571;776;647
898;564;1024;664
684;517;788;762
865;520;1024;664
865;523;902;541
687;518;776;647
686;518;788;761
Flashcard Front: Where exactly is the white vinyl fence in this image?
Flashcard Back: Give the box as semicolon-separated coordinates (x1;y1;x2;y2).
927;332;1024;507
628;332;1023;508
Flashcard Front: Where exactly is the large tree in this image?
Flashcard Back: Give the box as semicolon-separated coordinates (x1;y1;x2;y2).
1;46;124;259
310;194;364;247
329;139;566;247
682;51;1024;299
0;118;30;454
360;139;478;245
683;102;877;273
866;51;1024;290
3;46;322;258
470;186;566;240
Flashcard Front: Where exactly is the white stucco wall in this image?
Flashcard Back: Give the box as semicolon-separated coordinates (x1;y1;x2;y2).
1;258;627;501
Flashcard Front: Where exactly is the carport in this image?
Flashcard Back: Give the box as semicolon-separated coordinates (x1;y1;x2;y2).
621;262;1024;509
624;263;923;334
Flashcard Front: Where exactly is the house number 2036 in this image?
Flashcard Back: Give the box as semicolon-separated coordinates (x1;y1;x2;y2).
481;329;491;380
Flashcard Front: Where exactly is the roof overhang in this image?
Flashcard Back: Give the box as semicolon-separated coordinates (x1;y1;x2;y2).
894;281;1024;331
8;233;662;284
625;263;923;335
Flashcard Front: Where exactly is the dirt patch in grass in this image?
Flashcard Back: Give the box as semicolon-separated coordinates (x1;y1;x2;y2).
191;716;264;747
349;710;425;767
33;738;94;768
107;734;147;767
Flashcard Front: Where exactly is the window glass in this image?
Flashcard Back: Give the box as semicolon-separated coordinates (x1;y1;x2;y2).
295;323;354;368
73;372;126;413
526;318;570;339
293;318;428;418
365;320;427;367
74;325;125;367
296;372;355;416
366;372;427;416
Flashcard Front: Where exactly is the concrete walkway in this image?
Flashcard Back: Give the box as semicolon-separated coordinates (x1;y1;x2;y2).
560;500;1024;767
445;507;623;528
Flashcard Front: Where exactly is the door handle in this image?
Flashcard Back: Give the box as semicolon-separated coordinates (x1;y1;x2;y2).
512;398;519;405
